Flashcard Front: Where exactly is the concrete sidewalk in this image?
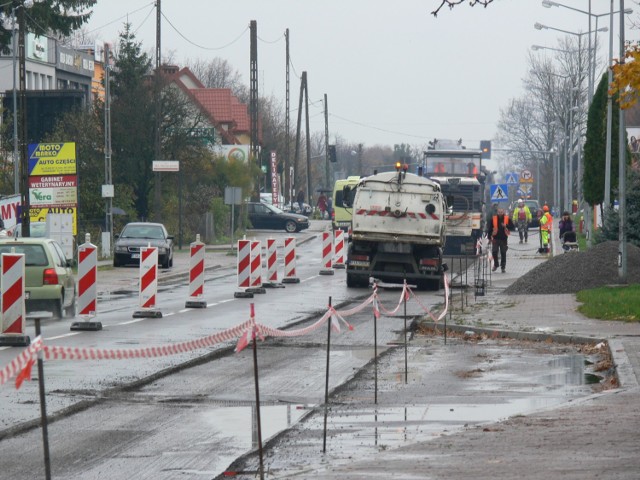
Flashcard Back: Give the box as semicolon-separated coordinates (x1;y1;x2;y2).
319;237;640;479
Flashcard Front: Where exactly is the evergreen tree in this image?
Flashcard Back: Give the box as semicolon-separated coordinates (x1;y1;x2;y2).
110;24;155;220
583;73;621;208
0;1;95;54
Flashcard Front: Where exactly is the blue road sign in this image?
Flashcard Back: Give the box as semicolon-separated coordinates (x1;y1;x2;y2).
506;172;518;184
490;184;509;202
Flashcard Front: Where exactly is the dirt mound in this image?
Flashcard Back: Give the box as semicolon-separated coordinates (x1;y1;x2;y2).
504;241;640;294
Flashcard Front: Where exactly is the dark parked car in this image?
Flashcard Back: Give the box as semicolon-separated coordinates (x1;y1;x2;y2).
247;202;310;233
113;222;174;268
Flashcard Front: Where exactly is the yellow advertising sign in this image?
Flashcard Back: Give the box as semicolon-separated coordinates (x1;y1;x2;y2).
29;206;77;235
28;142;77;176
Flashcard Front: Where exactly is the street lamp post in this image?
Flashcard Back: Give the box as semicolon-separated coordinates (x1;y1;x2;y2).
18;2;30;238
534;23;606;214
12;7;19;195
541;0;632;101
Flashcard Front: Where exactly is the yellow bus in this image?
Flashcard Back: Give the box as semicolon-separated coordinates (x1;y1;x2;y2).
332;176;360;232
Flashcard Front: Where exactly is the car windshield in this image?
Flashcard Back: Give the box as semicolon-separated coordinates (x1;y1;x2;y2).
0;244;48;266
121;225;165;239
264;203;284;214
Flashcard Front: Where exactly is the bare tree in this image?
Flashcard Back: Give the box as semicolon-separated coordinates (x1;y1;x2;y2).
186;57;248;101
496;36;590;203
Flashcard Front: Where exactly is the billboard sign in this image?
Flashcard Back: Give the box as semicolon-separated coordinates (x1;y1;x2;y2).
28;143;76;175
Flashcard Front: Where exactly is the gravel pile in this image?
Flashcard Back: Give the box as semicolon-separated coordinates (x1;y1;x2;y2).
504;241;640;294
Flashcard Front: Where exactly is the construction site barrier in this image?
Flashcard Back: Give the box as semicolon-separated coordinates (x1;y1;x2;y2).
132;246;162;318
281;237;300;284
319;231;334;275
185;234;207;308
71;234;102;331
0;253;29;347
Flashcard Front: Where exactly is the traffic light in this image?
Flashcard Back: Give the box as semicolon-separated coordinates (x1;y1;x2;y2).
328;145;337;163
480;140;491;160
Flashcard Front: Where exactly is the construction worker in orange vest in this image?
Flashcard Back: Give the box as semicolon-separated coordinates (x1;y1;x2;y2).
487;207;510;273
539;205;553;252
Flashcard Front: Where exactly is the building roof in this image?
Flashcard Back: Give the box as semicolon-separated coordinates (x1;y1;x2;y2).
168;67;256;145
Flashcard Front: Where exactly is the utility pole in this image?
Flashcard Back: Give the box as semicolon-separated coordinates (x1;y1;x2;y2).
153;0;162;220
293;72;305;207
104;43;113;255
304;74;311;206
250;20;259;201
12;8;18;194
18;4;29;237
284;29;290;205
324;93;329;190
618;0;627;282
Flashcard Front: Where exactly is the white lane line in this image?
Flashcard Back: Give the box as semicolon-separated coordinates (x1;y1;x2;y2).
301;275;319;283
116;318;148;325
46;332;81;341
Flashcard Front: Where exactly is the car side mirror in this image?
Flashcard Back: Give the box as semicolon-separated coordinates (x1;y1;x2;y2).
114;234;120;239
167;235;174;240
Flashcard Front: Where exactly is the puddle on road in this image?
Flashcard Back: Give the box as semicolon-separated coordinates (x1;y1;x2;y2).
197;351;601;477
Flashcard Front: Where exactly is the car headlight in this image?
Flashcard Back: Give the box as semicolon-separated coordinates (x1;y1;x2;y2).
158;247;167;254
296;218;306;222
114;246;127;253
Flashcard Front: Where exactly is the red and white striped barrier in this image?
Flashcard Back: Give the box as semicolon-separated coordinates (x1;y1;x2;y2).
0;253;29;347
237;239;251;289
281;237;300;284
71;234;102;331
333;229;346;268
266;238;278;283
250;240;262;288
185;234;207;308
235;238;255;298
263;238;285;288
133;246;162;318
319;231;335;275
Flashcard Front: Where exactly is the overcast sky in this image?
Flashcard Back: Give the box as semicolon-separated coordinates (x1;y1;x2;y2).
84;0;639;151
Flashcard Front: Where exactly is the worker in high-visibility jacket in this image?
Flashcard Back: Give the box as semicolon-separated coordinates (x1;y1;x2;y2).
539;205;553;251
511;199;532;244
487;207;510;273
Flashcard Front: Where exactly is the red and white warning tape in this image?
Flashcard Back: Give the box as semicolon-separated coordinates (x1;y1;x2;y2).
1;277;451;388
0;336;42;386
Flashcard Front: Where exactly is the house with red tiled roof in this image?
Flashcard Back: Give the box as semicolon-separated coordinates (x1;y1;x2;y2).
166;66;257;153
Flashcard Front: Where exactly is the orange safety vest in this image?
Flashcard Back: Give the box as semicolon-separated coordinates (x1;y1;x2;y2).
540;212;553;231
492;215;510;236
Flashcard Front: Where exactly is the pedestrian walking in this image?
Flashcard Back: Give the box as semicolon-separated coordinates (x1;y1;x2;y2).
539;205;553;252
316;193;327;219
296;189;305;213
487;207;510;273
511;199;532;243
326;196;333;220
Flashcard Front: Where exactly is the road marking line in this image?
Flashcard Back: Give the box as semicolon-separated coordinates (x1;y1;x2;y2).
46;332;81;341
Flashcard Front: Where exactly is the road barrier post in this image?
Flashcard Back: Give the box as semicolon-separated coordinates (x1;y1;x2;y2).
133;246;162;318
332;229;346;269
235;238;254;298
0;253;30;346
185;234;207;308
281;237;300;284
319;231;335;275
71;233;102;331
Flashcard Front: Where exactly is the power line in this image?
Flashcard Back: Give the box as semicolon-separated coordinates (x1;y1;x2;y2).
161;11;248;51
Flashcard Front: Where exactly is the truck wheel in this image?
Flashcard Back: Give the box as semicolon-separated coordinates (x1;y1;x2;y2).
347;272;365;288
